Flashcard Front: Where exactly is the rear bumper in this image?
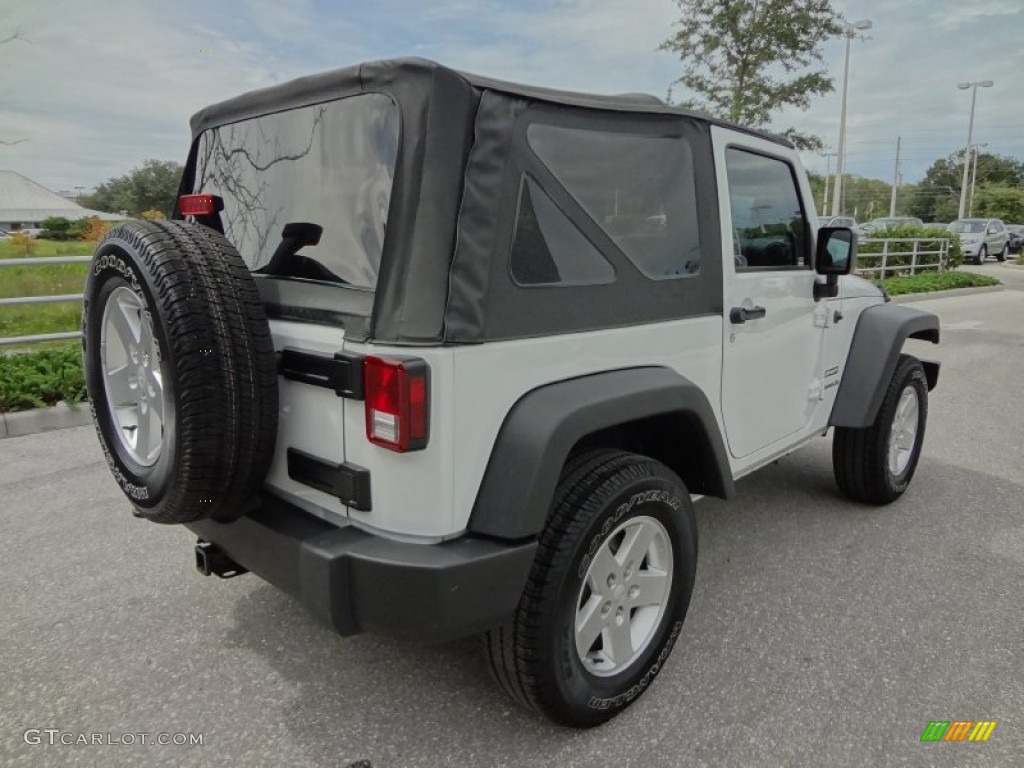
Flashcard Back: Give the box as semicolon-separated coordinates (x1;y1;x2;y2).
186;493;537;641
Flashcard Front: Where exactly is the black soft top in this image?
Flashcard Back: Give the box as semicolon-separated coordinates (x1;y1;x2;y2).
183;59;788;344
189;57;790;147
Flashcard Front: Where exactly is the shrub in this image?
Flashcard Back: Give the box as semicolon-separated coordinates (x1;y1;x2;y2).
69;218;90;239
81;216;114;241
39;216;76;240
880;271;999;296
140;208;166;220
857;224;962;276
0;345;87;412
9;232;36;255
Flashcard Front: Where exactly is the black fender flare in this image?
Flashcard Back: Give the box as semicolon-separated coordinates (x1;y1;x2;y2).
466;366;734;540
829;303;940;429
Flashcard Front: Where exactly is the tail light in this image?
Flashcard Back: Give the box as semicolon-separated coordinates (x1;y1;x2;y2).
178;194;224;217
364;356;429;452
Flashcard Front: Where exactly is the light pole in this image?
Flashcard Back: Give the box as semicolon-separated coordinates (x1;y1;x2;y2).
969;142;988;217
957;80;993;219
830;18;872;218
889;136;901;217
821;151;837;214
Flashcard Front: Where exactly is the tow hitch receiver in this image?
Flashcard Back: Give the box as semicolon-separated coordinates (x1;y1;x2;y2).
195;540;248;579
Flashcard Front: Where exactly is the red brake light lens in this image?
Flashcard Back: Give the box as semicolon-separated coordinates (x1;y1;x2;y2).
364;356;429;452
178;194;223;217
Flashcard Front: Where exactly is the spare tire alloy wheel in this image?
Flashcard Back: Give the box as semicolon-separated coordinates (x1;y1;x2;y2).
83;220;278;525
100;286;167;468
484;450;697;728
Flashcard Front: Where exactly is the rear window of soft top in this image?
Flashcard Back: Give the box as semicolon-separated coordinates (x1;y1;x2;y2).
192;93;400;289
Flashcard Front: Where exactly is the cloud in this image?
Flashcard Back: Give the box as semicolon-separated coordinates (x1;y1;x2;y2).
0;0;1021;192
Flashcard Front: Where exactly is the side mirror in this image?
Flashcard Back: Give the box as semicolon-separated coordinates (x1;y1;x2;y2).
814;227;856;301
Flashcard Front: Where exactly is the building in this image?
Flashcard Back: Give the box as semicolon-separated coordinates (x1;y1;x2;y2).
0;170;124;231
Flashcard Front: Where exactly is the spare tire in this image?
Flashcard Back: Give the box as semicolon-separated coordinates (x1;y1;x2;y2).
82;220;278;524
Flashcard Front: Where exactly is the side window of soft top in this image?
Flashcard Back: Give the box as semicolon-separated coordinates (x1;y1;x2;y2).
513;123;702;284
724;148;810;270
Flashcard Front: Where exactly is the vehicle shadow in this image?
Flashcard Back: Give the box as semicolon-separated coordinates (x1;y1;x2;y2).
221;578;575;766
218;439;1024;767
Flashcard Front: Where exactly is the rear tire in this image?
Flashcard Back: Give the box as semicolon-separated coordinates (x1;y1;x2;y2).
82;220;277;524
483;450;697;728
996;244;1007;262
832;355;928;505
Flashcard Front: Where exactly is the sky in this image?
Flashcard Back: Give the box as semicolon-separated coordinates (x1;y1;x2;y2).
1;0;1022;195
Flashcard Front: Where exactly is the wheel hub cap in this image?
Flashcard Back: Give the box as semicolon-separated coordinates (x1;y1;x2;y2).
888;385;919;476
574;515;673;677
100;286;166;466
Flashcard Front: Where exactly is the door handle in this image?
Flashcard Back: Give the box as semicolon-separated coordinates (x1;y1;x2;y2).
729;305;767;324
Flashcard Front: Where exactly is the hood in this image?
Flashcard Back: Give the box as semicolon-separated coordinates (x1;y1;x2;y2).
842;274;886;300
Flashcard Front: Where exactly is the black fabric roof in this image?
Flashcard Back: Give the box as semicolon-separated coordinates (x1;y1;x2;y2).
189;57;791;148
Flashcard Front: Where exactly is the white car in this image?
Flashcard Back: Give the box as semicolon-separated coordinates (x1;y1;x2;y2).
947;218;1009;264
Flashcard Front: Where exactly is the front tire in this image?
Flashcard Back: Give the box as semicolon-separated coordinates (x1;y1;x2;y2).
975;245;987;265
832;355;928;504
483;450;697;728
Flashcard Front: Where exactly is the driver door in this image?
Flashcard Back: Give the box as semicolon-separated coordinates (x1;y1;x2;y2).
716;136;826;459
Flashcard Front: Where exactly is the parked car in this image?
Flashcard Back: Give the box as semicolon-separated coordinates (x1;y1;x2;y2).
82;57;940;728
17;228;45;238
946;218;1009;264
1005;224;1023;255
857;216;924;236
0;228;10;239
820;215;857;229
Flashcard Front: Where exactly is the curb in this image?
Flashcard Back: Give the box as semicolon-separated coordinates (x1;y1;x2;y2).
1;401;92;440
892;285;1005;303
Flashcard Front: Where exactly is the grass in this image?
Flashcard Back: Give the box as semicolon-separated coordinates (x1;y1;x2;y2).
880;270;1000;296
0;345;87;412
0;239;94;258
0;239;93;343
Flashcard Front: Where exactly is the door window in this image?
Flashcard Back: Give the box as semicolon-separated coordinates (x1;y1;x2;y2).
725;148;810;270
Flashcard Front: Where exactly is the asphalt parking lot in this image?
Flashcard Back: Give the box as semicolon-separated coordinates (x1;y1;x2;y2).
2;264;1022;767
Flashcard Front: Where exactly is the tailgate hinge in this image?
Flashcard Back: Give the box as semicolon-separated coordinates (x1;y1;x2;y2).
277;348;365;399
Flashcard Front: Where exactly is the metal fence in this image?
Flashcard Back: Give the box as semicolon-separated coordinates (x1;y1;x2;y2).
855;237;951;278
0;255;90;346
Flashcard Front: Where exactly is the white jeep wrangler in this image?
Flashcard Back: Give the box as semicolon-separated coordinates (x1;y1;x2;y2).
82;59;939;728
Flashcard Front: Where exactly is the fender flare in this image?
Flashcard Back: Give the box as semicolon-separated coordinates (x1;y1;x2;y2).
467;366;734;540
829;303;940;428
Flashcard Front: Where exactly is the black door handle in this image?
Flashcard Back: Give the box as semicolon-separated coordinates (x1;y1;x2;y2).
729;305;767;324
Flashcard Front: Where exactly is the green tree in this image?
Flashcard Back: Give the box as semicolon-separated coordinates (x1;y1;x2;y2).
81;159;184;217
807;172;897;221
972;185;1024;223
661;0;841;148
907;151;1024;223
